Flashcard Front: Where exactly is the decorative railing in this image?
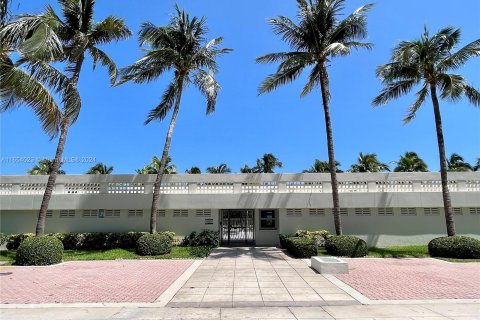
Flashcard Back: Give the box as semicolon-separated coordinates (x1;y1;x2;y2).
0;173;479;195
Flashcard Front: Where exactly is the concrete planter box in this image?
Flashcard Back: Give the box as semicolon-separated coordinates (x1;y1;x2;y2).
311;256;348;274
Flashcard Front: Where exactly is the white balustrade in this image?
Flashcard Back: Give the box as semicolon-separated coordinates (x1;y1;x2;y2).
0;173;478;195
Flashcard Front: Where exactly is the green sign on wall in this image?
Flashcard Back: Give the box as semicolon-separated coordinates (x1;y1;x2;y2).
98;209;105;218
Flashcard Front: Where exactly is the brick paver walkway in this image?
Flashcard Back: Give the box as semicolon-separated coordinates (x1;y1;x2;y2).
168;247;358;307
0;260;193;304
335;258;480;300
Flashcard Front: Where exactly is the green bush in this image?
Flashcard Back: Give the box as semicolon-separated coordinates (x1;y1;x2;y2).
136;233;172;256
279;234;292;249
325;235;368;257
15;236;64;266
0;233;7;246
181;230;220;248
294;230;331;246
6;233;34;250
284;237;318;258
189;246;212;257
428;236;480;259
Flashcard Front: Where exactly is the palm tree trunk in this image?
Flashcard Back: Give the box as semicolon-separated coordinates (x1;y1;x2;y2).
35;57;84;236
35;121;69;236
319;63;342;235
149;80;184;234
430;83;456;236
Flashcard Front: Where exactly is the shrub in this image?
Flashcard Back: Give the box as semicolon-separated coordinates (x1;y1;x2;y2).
0;233;7;246
294;230;331;246
284;237;317;258
182;230;220;248
325;235;368;257
428;236;480;259
6;233;34;250
189;246;212;258
136;233;172;256
15;236;64;266
279;234;291;249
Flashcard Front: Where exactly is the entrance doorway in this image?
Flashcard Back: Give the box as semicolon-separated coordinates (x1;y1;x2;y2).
220;209;255;245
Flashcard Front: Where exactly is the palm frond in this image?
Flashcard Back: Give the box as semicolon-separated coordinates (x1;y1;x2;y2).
437;73;466;102
89;46;117;85
144;79;178;124
438;38;480;71
301;63;321;97
90;16;132;45
464;85;480;107
193;69;220;115
258;63;305;95
0;55;62;137
0;14;63;60
372;79;417;106
404;83;429;124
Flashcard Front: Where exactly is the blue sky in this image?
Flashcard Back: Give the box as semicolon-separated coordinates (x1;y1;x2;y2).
1;0;479;175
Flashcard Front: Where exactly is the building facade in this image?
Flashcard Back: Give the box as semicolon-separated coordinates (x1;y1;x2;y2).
1;172;479;246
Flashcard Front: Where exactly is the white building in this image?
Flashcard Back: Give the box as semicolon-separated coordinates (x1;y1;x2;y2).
1;172;479;246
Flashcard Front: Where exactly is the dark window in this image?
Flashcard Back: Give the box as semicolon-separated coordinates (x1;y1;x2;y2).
260;210;276;229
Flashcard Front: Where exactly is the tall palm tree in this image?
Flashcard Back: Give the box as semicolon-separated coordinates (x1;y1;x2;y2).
373;26;480;236
1;0;9;26
254;153;283;173
393;152;428;172
447;153;473;172
185;166;201;174
349;152;389;173
118;6;231;234
136;156;177;174
257;0;373;235
303;159;342;173
28;159;66;175
87;162;113;174
206;163;231;174
474;158;480;172
2;0;131;236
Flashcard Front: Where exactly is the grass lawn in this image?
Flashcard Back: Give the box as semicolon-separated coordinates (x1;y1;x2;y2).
317;245;480;262
0;246;202;266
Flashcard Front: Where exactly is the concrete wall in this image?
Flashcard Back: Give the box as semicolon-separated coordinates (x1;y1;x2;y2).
1;173;479;247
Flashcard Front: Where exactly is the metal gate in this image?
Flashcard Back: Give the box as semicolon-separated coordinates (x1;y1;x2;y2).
220;210;255;245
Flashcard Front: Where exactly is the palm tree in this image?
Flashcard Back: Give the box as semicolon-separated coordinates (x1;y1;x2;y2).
136;156;177;175
254;153;283;173
2;0;131;236
474;158;480;172
257;0;373;235
303;159;342;173
185;166;201;174
1;0;9;26
240;165;253;173
28;159;66;175
447;153;473;172
349;152;389;173
118;6;231;234
206;163;231;174
393;152;428;172
373;26;480;236
87;162;113;174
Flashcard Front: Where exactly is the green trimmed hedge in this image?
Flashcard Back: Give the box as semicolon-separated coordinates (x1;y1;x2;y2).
428;236;480;259
15;236;64;266
284;237;318;258
5;232;163;251
279;234;291;249
181;230;220;248
136;233;173;256
325;235;368;257
189;246;212;257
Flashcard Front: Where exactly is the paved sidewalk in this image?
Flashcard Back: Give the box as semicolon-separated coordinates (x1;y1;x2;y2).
335;258;480;300
1;303;479;319
168;247;357;307
0;260;193;304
